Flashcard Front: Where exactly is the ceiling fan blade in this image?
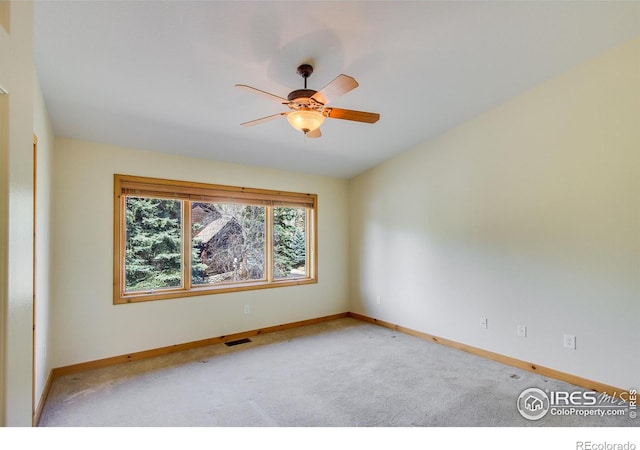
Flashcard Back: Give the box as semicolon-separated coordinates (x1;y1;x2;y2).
306;128;321;139
235;84;289;104
240;112;287;126
311;74;358;106
324;108;380;123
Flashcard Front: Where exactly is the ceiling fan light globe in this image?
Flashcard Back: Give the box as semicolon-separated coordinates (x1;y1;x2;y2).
287;110;324;133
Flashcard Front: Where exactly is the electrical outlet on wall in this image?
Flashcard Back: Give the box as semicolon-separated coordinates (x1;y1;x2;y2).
480;318;488;329
517;325;527;337
564;334;576;350
243;304;251;314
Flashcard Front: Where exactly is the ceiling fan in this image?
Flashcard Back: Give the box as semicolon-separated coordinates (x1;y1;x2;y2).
236;64;380;138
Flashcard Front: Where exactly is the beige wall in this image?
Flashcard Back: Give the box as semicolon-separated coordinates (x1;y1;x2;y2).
51;138;350;367
349;36;640;390
0;0;35;426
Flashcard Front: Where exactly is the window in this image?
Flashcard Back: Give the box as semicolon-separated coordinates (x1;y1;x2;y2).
114;174;317;304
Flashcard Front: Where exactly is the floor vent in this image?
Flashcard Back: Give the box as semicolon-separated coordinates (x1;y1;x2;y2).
225;338;252;347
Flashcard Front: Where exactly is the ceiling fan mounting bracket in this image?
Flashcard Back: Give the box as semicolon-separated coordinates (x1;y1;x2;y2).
297;64;314;80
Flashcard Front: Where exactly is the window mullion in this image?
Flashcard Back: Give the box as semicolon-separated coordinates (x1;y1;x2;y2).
183;200;192;292
266;205;274;283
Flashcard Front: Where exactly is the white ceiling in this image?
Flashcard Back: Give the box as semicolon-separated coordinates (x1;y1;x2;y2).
33;1;640;179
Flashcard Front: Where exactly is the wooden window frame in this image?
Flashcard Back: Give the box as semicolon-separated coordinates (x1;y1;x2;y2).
113;174;317;304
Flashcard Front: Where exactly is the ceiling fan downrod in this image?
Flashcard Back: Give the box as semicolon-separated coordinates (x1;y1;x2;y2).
297;64;313;89
288;64;318;103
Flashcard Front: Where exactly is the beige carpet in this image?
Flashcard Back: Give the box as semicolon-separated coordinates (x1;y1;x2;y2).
38;317;635;427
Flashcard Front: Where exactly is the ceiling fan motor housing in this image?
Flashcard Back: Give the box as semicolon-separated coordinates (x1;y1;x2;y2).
287;89;317;102
287;88;324;111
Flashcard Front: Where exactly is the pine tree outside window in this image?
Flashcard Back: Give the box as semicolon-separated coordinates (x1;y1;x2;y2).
124;197;183;293
114;175;317;304
273;206;307;279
